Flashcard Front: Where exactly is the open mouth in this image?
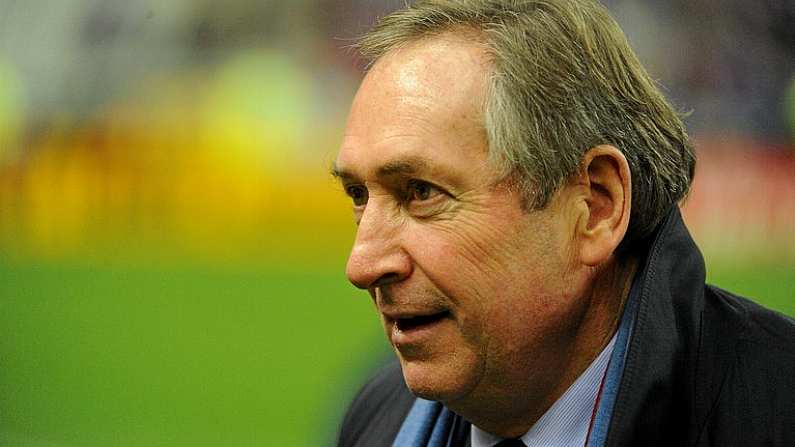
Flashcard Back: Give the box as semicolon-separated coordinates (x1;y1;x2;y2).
395;311;450;331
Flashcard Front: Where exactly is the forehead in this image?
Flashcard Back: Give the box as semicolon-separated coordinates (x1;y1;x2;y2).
335;34;493;180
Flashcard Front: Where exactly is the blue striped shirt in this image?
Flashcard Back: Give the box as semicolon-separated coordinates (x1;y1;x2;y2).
471;334;617;447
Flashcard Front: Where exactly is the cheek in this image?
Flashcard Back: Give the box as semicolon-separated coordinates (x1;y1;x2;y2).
408;217;521;283
401;212;574;323
479;290;578;376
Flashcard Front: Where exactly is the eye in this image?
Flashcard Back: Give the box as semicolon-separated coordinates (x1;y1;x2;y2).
407;180;442;202
345;185;369;206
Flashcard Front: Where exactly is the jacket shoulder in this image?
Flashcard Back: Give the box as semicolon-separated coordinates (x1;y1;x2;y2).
698;285;795;446
338;359;415;447
704;284;795;353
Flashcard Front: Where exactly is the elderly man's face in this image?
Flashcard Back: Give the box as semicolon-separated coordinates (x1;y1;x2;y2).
335;35;584;410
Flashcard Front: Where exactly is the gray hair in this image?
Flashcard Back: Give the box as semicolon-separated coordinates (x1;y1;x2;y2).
358;0;695;249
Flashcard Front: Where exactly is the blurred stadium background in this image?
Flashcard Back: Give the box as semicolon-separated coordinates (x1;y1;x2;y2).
0;1;792;445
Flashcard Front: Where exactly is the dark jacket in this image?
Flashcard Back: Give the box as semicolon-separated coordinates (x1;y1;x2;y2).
338;209;795;446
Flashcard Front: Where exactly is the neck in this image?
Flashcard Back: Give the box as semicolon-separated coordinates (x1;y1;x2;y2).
451;255;638;438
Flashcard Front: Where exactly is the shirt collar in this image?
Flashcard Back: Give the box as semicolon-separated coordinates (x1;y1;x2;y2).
471;333;617;447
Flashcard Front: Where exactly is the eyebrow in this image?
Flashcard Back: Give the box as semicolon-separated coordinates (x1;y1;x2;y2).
330;155;432;181
329;162;349;180
377;157;429;177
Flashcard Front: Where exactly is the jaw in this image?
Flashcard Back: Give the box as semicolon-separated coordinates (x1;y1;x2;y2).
451;259;638;438
399;357;484;405
393;325;485;404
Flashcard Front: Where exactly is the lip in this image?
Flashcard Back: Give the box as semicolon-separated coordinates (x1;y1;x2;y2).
385;310;452;346
382;307;446;321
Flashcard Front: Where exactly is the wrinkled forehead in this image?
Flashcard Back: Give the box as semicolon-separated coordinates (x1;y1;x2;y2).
336;34;492;177
358;34;491;120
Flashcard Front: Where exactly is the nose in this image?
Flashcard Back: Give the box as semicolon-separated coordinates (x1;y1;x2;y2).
346;202;412;290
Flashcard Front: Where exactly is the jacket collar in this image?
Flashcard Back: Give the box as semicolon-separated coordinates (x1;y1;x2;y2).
605;207;708;445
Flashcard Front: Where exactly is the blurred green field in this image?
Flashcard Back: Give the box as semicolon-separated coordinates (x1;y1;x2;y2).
0;260;389;446
706;260;795;318
0;258;791;446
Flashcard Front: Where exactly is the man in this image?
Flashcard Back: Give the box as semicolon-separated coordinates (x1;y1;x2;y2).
332;1;795;446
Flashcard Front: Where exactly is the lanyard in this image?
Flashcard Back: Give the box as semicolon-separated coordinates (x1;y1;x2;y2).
584;353;613;446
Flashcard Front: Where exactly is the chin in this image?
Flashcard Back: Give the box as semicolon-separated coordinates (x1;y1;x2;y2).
399;357;475;403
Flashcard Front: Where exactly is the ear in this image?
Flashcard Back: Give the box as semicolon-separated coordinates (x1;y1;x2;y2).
573;145;631;266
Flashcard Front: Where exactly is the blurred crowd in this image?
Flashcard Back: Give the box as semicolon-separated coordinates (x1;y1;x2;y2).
0;0;792;264
604;0;794;141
